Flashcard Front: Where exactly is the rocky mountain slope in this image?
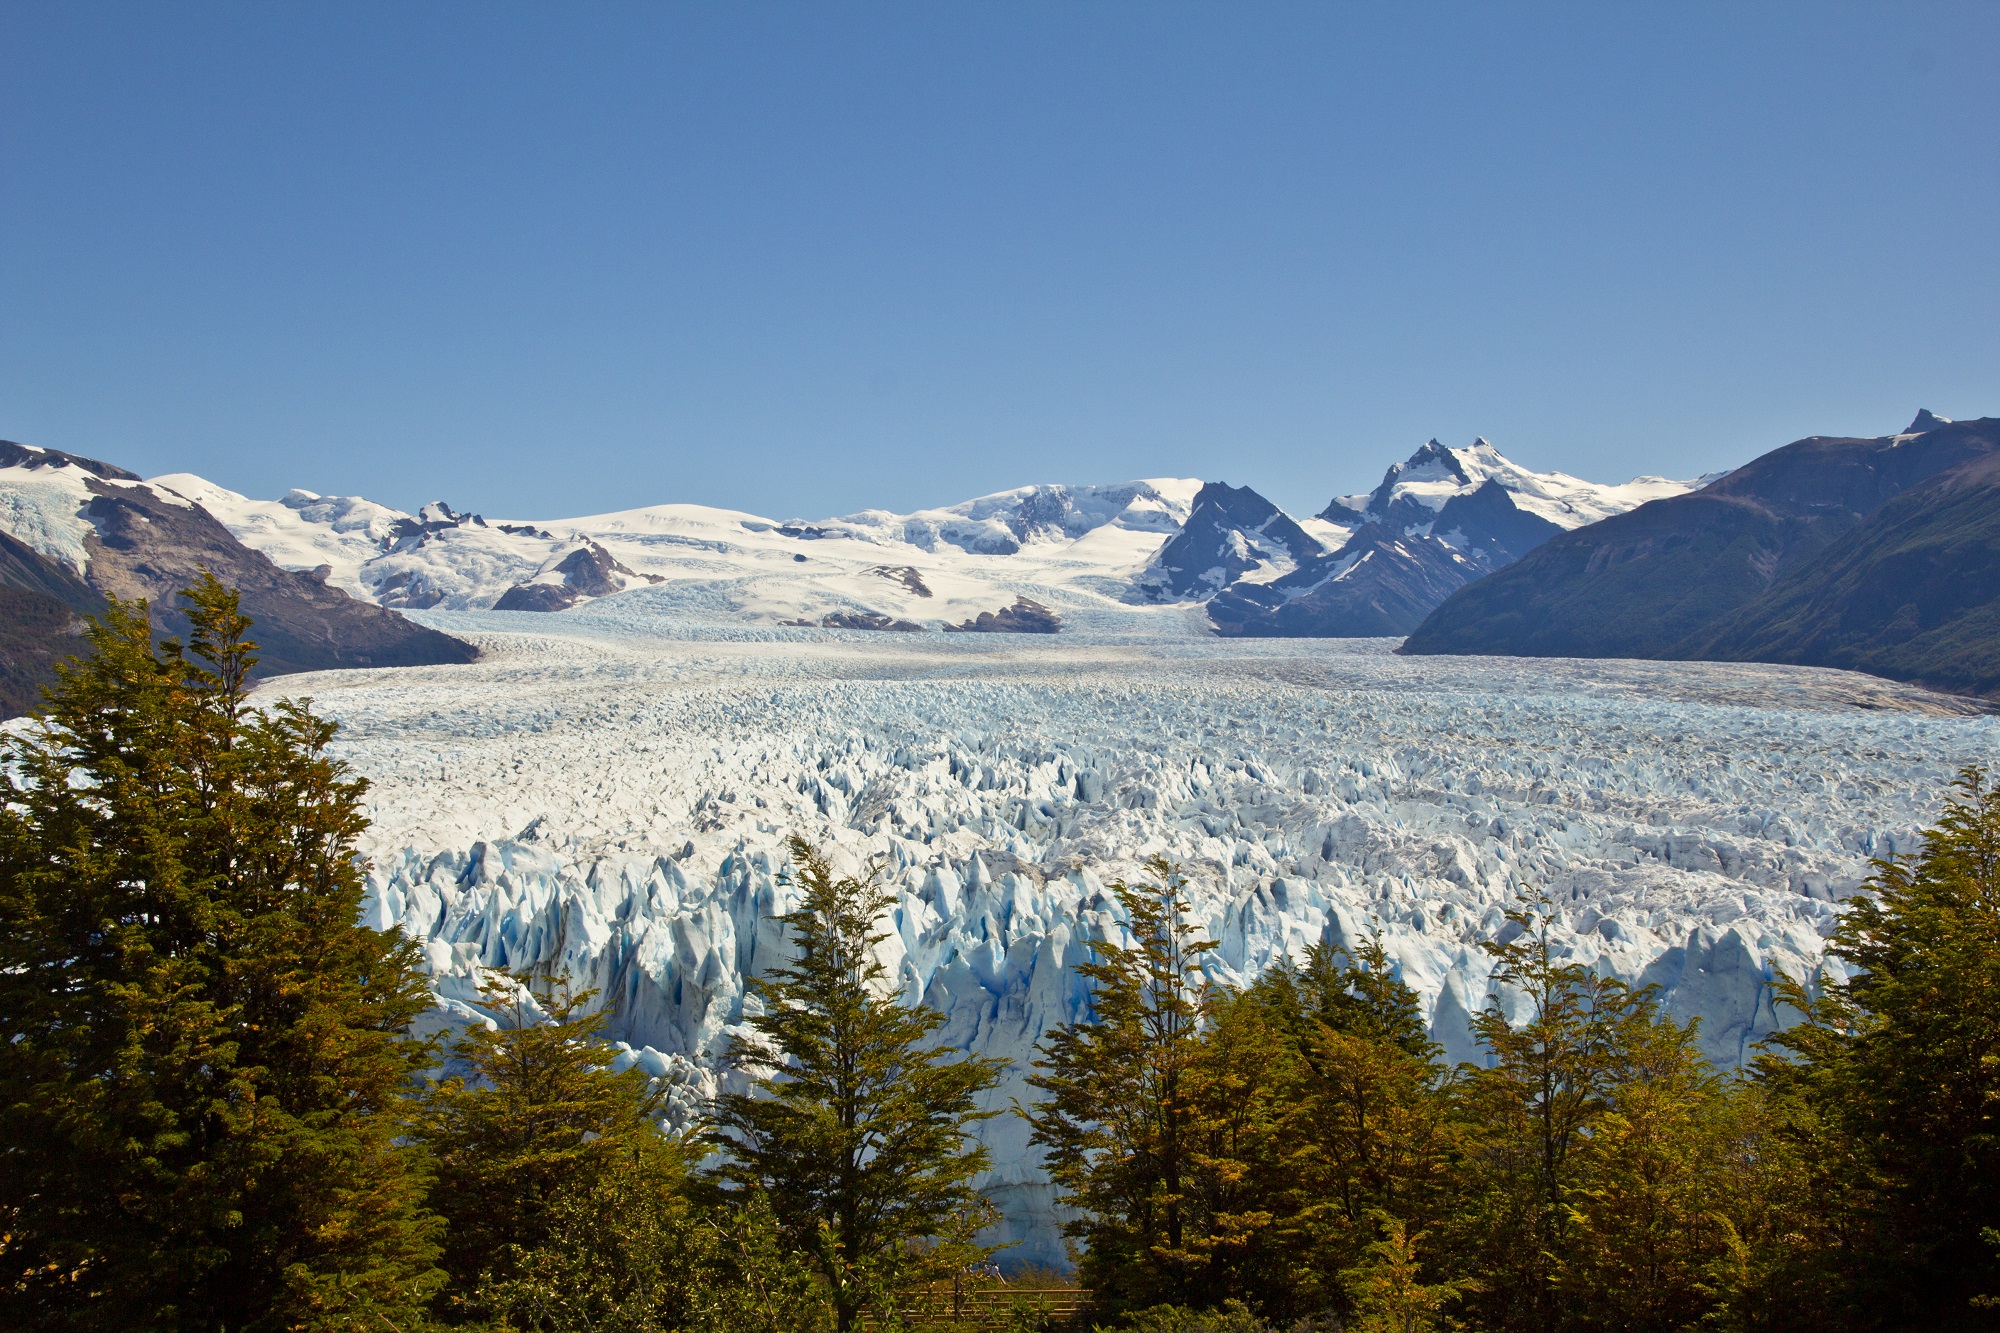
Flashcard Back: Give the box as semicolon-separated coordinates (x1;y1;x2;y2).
1687;448;2000;698
1132;482;1325;601
0;442;477;717
1204;440;1699;636
1402;413;2000;698
0;529;104;716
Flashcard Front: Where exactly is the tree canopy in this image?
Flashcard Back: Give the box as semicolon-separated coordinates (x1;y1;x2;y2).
0;577;443;1332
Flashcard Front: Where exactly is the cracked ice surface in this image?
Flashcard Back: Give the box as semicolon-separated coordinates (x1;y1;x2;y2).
258;610;1999;1267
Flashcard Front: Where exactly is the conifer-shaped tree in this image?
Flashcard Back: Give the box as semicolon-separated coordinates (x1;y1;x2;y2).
414;972;667;1306
710;836;1004;1333
1756;766;2000;1329
0;577;442;1332
1339;1210;1476;1333
1028;859;1226;1314
1257;936;1456;1317
1451;895;1654;1333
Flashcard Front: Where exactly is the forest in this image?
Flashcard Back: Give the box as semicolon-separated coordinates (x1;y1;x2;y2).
3;581;1997;1333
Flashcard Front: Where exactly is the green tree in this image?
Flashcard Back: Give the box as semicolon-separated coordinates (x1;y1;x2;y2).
476;1141;829;1333
1755;766;2000;1330
0;578;443;1332
1174;980;1294;1313
1559;1008;1761;1331
710;836;1005;1333
1254;938;1456;1318
1450;896;1654;1333
1029;859;1286;1316
414;972;667;1312
1339;1210;1476;1333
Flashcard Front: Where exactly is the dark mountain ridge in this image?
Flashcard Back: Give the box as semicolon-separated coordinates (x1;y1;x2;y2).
1402;413;2000;699
1134;481;1322;601
0;441;478;718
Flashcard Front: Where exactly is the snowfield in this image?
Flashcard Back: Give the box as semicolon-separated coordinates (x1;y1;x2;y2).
259;610;1999;1266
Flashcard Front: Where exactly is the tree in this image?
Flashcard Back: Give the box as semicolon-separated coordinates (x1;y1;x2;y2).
1559;1008;1761;1332
1255;937;1456;1319
1028;859;1251;1314
0;578;443;1332
1339;1210;1476;1333
475;1139;829;1333
709;836;1005;1333
1755;766;2000;1330
414;972;668;1312
1449;896;1654;1333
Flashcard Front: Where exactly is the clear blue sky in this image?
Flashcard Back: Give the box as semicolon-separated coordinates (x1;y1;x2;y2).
3;3;1996;521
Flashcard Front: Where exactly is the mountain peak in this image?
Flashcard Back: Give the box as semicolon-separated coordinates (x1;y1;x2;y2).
1904;409;1953;435
1397;438;1474;483
1136;480;1320;601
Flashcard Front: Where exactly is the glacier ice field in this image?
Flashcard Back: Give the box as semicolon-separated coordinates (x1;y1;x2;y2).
263;607;1999;1266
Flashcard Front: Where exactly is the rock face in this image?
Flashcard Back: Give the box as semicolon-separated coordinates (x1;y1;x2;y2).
1208;529;1480;638
784;610;929;632
1134;482;1324;601
946;598;1062;634
1402;413;2000;699
0;442;478;717
1212;440;1701;638
494;541;660;612
0;529;104;716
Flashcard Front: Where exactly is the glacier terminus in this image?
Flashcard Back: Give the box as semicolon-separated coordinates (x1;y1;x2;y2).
265;609;1999;1268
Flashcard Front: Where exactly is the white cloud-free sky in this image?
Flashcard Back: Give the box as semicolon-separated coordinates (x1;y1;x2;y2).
3;2;1996;520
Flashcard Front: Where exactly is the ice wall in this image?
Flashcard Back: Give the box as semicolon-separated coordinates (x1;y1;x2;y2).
318;622;1999;1267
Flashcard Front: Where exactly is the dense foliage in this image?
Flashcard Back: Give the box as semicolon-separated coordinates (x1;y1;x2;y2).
0;578;444;1332
709;835;1006;1332
1032;839;2000;1333
4;583;1997;1331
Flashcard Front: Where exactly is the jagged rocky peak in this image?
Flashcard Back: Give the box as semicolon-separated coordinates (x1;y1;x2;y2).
1212;439;1708;639
1135;481;1324;601
419;500;476;525
1905;408;1953;435
1325;436;1699;540
1376;436;1475;491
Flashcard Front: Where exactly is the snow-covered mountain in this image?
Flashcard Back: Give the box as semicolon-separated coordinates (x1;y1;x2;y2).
1208;440;1705;637
1321;437;1701;542
155;441;1692;640
1131;482;1326;601
0;443;471;714
155;474;1207;634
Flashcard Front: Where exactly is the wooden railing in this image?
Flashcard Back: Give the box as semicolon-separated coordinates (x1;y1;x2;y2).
874;1285;1088;1328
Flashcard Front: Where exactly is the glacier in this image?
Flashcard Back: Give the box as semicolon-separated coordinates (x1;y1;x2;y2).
263;608;1998;1267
